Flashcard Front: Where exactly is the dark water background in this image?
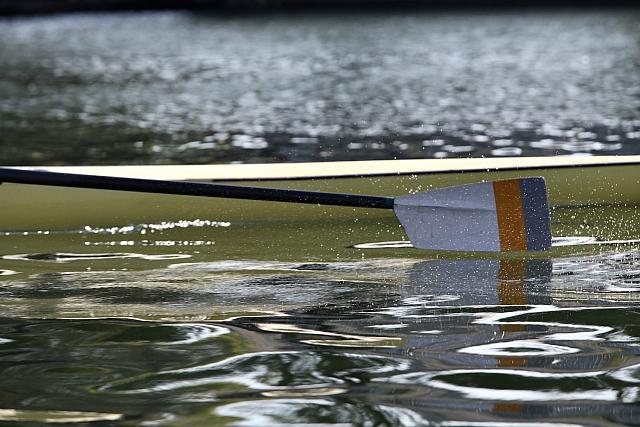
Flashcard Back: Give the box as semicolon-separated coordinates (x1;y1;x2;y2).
0;9;639;165
2;8;640;427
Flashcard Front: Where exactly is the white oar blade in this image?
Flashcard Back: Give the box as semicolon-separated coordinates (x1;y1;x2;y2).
393;178;551;252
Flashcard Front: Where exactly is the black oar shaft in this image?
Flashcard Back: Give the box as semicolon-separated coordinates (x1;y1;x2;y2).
0;167;394;209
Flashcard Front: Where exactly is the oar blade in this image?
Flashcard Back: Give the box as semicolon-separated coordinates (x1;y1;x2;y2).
393;177;551;252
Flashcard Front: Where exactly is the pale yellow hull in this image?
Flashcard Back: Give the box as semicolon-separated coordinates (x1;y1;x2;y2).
2;156;640;231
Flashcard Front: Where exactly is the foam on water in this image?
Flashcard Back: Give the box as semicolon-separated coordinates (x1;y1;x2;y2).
355;236;640;249
2;219;231;237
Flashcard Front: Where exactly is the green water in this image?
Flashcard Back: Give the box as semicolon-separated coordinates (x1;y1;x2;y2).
2;205;640;425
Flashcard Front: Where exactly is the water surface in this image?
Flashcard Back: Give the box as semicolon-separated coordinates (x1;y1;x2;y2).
2;8;640;427
2;207;640;425
0;9;639;165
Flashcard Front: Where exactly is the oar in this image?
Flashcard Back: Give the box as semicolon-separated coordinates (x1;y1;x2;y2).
0;167;551;252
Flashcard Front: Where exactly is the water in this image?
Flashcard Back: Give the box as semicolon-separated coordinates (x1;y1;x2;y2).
2;8;640;426
1;207;640;426
0;9;639;165
4;250;640;425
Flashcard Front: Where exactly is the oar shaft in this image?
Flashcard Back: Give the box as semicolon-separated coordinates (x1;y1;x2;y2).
0;167;394;209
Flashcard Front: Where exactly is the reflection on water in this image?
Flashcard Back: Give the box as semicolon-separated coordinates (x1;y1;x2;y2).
3;249;640;425
0;409;123;423
0;9;639;165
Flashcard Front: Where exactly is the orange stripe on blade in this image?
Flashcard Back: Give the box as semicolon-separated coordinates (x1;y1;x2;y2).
493;180;527;252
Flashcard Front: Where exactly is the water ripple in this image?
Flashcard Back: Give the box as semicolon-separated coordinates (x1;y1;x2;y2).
458;340;580;356
0;269;18;276
0;409;122;423
378;368;628;402
2;252;191;262
101;351;411;394
214;399;429;427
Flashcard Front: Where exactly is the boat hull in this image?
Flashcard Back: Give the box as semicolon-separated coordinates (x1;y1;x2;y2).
2;156;639;231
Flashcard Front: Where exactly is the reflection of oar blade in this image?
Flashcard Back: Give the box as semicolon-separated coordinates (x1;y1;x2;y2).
406;258;553;305
0;168;550;252
393;177;551;252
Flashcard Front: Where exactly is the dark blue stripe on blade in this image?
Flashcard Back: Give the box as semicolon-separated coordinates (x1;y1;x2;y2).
520;178;552;251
